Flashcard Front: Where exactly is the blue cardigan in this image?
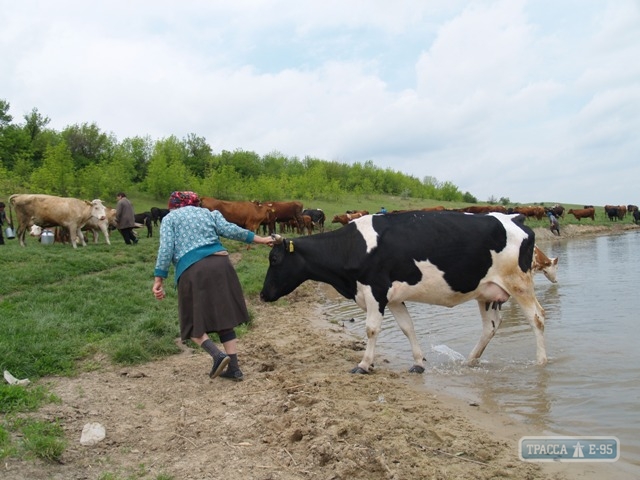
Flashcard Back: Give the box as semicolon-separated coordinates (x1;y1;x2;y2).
153;206;255;283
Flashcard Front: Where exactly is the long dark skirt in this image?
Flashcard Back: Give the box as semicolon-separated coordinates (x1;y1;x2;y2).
177;254;249;341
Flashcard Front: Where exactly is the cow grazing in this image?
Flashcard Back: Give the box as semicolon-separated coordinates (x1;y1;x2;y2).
9;194;107;248
200;197;274;234
261;211;547;374
532;245;558;283
567;207;595;221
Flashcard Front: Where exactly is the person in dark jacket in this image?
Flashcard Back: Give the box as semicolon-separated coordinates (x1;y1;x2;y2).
152;191;273;381
115;192;138;245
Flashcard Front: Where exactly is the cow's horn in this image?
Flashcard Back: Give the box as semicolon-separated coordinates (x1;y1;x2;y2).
271;234;284;244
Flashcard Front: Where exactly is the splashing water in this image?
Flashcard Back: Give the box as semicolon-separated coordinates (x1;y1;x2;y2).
432;344;466;362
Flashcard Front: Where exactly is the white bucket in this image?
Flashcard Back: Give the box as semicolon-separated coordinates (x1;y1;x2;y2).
5;227;15;239
41;229;54;245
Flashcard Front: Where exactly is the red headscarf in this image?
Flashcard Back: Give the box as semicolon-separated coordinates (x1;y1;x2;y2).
168;191;200;209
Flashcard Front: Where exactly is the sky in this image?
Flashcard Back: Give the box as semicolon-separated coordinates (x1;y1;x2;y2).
2;0;639;206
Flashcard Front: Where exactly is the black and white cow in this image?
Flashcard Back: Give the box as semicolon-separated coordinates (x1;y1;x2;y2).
260;210;547;374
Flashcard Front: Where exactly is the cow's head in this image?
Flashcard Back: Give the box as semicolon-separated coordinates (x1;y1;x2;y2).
89;199;108;221
30;225;43;237
541;257;559;283
260;235;305;302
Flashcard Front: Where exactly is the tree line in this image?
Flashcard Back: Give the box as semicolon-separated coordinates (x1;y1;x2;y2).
0;99;479;203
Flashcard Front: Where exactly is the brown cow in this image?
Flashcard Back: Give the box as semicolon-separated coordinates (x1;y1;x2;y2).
301;215;314;235
9;194;107;248
200;197;274;233
457;205;507;214
331;212;365;225
257;201;305;235
513;206;546;220
567;207;595;221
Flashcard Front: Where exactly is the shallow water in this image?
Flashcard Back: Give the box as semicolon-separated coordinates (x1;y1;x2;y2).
323;231;640;472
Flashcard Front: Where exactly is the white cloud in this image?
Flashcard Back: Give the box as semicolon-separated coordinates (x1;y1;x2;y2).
1;0;639;205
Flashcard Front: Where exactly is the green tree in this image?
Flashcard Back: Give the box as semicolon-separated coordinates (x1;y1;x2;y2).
121;135;153;183
144;136;191;199
61;122;112;170
30;141;76;196
184;133;212;178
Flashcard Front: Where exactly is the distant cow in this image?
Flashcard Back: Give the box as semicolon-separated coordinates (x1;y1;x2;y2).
567;207;595;221
546;204;564;218
150;207;170;227
331;212;365;225
258;201;305;235
30;207;117;245
532;245;558;283
134;212;153;238
604;205;619;221
9;194;107;248
83;207;117;244
458;205;507;214
200;197;274;233
261;211;547;374
513;206;546;220
302;208;326;233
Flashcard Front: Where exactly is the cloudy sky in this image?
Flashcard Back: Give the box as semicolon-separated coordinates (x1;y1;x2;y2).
2;1;639;206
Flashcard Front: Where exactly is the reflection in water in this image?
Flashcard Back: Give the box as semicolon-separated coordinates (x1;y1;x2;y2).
322;232;640;470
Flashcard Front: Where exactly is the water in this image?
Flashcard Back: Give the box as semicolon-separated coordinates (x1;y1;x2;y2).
323;231;640;471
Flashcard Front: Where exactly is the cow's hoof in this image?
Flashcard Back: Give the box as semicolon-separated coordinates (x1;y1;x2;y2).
350;366;369;374
408;365;425;374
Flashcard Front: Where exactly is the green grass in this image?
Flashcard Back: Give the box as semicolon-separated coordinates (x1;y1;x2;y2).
0;191;631;466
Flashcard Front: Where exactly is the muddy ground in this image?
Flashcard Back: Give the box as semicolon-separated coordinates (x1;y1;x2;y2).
4;224;638;480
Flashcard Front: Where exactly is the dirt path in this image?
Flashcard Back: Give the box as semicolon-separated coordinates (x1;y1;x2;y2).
5;223;639;480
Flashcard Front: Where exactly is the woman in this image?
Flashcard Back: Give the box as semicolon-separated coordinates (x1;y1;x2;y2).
152;191;273;381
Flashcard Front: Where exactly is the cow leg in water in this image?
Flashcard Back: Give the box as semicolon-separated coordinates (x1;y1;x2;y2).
512;291;547;365
387;302;425;373
467;299;503;366
351;289;384;374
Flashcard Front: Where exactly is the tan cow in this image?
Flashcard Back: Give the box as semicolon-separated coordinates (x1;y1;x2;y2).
9;194;107;248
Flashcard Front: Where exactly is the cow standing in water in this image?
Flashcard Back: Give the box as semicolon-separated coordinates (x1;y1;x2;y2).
261;211;547;374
